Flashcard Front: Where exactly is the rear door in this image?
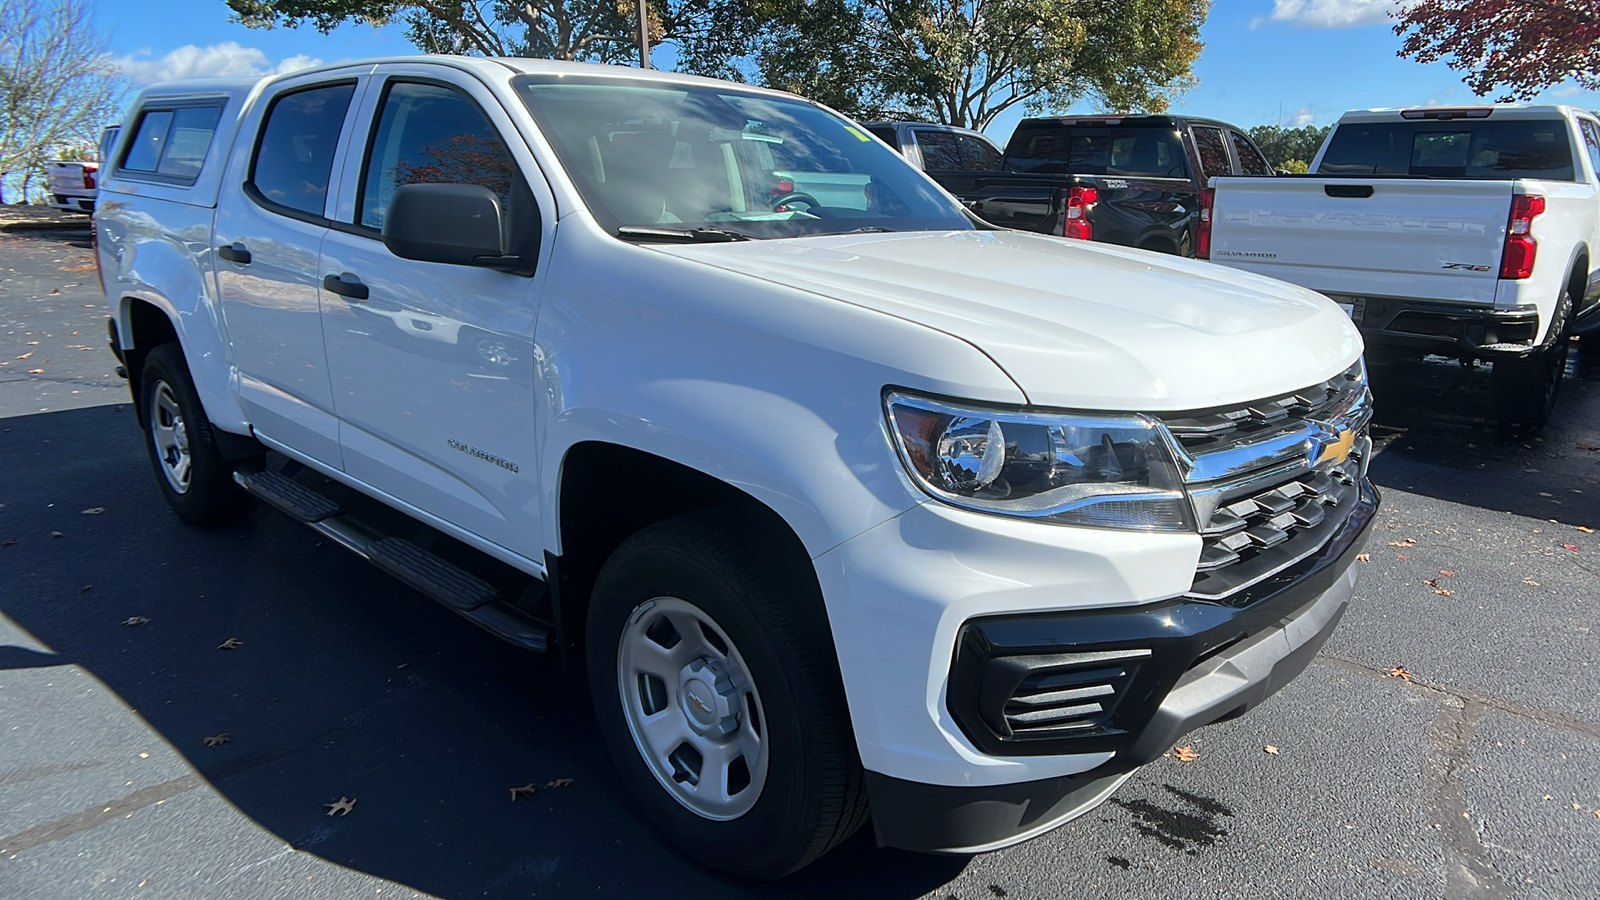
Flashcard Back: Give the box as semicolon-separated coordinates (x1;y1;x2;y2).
316;65;554;559
214;71;369;467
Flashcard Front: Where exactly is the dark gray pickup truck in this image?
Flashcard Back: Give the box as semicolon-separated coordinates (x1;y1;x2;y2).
929;115;1276;256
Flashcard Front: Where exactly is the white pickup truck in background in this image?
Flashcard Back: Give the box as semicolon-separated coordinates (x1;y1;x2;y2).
1207;105;1600;425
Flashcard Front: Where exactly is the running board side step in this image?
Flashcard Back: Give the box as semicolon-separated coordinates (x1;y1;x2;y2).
234;471;549;652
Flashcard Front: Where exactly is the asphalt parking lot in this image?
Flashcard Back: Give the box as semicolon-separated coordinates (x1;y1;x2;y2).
2;226;1597;899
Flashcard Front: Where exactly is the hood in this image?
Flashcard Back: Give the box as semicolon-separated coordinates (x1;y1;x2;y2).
654;230;1363;411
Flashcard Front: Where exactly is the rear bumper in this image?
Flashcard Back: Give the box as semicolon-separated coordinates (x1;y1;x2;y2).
1329;294;1540;358
869;479;1377;854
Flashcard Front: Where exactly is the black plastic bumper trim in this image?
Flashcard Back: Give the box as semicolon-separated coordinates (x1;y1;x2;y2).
866;768;1132;854
946;479;1378;758
1347;298;1540;356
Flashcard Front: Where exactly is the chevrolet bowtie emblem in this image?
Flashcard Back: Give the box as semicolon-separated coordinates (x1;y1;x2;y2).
1315;425;1357;467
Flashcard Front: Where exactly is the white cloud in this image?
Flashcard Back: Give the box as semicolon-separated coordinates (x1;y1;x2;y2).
117;42;324;86
1252;0;1406;29
1288;106;1317;126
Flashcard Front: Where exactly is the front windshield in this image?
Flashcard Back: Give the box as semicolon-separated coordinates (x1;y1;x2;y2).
513;75;978;240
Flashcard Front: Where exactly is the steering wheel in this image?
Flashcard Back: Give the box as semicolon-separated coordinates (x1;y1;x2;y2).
772;191;821;213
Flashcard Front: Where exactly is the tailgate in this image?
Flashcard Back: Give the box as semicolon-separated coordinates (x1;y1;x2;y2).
47;165;85;194
1210;177;1512;305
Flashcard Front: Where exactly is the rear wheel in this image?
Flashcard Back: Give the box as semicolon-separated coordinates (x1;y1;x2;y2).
586;511;868;878
140;343;255;523
1492;292;1572;427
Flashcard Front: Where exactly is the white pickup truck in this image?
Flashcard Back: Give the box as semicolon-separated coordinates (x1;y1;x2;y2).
95;56;1377;877
1207;105;1600;426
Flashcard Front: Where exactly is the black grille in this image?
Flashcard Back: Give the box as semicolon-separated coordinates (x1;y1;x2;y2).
1188;458;1361;603
1164;361;1366;456
1003;656;1141;737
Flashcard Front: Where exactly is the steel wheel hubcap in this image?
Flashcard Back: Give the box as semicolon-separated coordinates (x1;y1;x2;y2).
149;380;192;493
618;596;768;820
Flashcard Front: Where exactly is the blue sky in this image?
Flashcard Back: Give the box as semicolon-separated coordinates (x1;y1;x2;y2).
99;0;1600;145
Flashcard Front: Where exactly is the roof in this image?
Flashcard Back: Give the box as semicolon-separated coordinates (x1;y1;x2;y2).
1335;104;1585;123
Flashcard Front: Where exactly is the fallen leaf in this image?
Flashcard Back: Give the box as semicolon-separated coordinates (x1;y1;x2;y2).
542;777;575;789
1388;539;1417;547
1579;527;1595;534
1423;578;1440;588
80;507;104;515
1388;666;1414;681
1523;578;1541;586
122;616;149;626
50;531;64;539
1433;587;1453;596
1170;745;1200;762
1356;553;1370;563
27;368;43;374
1439;569;1457;577
1562;544;1579;551
1264;745;1280;755
14;352;31;359
1397;554;1408;560
324;797;357;817
203;733;230;747
508;782;538;801
217;637;242;650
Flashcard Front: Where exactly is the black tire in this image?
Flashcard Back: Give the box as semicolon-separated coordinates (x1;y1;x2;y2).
586;511;868;878
139;343;255;524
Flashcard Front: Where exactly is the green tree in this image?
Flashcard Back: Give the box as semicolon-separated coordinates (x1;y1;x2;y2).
753;0;1209;129
1245;124;1330;170
227;0;760;74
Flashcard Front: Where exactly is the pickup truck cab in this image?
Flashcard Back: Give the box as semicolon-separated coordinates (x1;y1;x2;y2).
862;121;1004;173
1208;105;1600;425
928;115;1275;255
95;57;1377;878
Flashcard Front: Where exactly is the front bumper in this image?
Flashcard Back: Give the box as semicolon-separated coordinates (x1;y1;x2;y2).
868;478;1377;853
1328;294;1540;357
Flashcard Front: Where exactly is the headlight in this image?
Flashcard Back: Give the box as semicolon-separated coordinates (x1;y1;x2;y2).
885;392;1193;532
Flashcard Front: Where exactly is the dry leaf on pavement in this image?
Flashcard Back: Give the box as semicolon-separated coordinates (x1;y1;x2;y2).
509;783;538;801
325;797;357;817
1397;553;1409;560
1439;569;1457;577
1388;539;1417;547
217;637;242;650
27;369;43;374
1522;578;1540;586
1264;745;1280;755
1388;666;1414;681
122;616;149;626
14;352;31;359
1561;543;1579;551
1355;553;1370;563
1170;745;1200;762
203;734;230;747
1578;526;1594;534
50;531;64;538
81;507;104;515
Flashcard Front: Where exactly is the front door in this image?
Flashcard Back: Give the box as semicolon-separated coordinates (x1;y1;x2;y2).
317;71;547;559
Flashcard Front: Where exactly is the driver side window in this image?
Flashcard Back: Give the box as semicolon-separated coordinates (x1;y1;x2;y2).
358;81;516;231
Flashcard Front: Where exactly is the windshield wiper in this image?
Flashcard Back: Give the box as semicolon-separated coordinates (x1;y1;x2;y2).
615;226;753;243
835;226;898;234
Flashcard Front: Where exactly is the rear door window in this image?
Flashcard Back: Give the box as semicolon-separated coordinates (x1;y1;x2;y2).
1577;119;1600;177
1191;126;1232;181
913;130;963;170
122;111;173;173
1229;131;1273;176
248;82;357;217
1318;119;1575;180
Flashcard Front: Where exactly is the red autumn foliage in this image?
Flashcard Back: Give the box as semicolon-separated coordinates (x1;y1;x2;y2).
1395;1;1600;100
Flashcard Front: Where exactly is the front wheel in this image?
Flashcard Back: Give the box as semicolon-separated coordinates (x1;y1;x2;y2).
586;512;868;878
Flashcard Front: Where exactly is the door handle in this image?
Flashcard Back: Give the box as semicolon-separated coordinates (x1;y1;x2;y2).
1324;184;1374;199
217;242;251;264
323;273;369;301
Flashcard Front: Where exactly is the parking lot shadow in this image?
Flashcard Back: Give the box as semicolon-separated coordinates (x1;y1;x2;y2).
0;404;966;899
1364;346;1600;527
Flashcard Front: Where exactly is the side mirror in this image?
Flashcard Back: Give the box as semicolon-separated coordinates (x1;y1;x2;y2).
383;183;520;269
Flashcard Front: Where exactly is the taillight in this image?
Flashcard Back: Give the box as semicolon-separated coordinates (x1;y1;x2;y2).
1062;186;1097;240
1195;187;1215;259
1499;193;1545;279
82;166;96;189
